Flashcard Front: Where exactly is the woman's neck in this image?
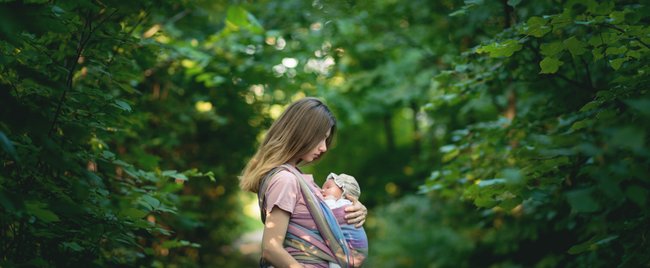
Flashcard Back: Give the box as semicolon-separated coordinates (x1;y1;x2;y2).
285;160;305;174
286;159;302;167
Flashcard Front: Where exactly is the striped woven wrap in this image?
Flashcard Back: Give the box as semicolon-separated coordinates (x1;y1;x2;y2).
258;164;352;268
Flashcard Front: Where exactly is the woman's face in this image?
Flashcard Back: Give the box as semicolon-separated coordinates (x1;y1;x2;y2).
299;128;331;163
322;179;343;199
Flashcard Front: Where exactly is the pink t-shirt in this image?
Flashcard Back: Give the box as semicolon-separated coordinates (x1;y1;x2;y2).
264;169;328;268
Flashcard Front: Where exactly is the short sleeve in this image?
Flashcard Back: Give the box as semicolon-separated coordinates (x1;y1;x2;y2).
264;170;300;215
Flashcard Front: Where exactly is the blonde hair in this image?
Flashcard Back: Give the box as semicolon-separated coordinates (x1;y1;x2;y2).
327;173;361;199
240;97;336;193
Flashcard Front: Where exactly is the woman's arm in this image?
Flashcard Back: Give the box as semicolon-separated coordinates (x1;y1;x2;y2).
343;194;368;228
262;207;303;268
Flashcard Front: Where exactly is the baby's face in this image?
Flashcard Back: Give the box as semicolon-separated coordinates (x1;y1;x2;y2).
322;179;343;199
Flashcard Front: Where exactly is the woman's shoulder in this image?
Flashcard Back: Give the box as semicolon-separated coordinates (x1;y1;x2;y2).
267;169;299;188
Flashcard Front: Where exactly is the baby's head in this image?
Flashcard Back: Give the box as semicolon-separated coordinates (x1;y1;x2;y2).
322;173;360;200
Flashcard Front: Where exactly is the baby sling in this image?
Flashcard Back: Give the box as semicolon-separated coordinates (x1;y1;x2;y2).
258;164;352;267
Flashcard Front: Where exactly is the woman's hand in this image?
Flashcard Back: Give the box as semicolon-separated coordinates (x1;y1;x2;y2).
344;194;367;228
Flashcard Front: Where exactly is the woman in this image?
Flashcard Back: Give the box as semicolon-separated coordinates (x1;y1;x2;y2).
240;97;367;267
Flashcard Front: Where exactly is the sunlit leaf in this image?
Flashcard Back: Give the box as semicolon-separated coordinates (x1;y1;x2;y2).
225;6;263;34
522;16;550;37
476;39;522;57
539;57;563;74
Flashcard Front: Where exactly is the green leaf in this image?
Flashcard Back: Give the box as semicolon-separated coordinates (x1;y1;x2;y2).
0;131;19;161
51;5;65;17
522;16;550;37
161;239;201;249
120;208;148;219
139;194;161;211
507;0;521;7
609;57;628;70
101;150;115;160
588;1;614;15
569;235;619;254
449;9;466;17
625;98;650;117
62;242;84;252
196;73;226;87
600;32;621;45
609;11;627;24
501;168;523;184
112;100;132;112
477;178;506;187
579;100;603;112
162;169;188;180
592;47;604;61
588;35;603;46
609;126;645;150
605;46;627;55
539;57;563;74
563;37;587;57
626;49;642;59
550;9;572;29
25;201;60;223
476;39;522;57
565;189;600;213
225;6;263;34
440;145;460;162
464;0;484;5
540;41;565;56
626;185;648;207
162;170;178;177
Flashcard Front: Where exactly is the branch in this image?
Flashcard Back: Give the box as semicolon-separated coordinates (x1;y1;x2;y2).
526;42;593;90
22;38;62;70
168;8;191;25
48;12;91;137
553;73;585;88
600;23;650;50
580;57;594;91
502;0;512;29
47;9;119;137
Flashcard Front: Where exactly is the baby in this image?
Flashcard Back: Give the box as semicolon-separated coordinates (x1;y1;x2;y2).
322;173;368;268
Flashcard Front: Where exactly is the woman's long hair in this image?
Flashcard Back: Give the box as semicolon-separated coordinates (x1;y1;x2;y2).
240;97;336;193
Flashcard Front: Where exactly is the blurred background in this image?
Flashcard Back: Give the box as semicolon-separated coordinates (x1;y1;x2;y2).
1;0;649;267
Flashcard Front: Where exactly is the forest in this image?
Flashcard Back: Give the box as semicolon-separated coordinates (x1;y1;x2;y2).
1;0;649;267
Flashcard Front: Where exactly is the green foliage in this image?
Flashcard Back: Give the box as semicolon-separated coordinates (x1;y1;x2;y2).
415;0;650;266
0;1;265;266
365;195;476;267
2;0;649;267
